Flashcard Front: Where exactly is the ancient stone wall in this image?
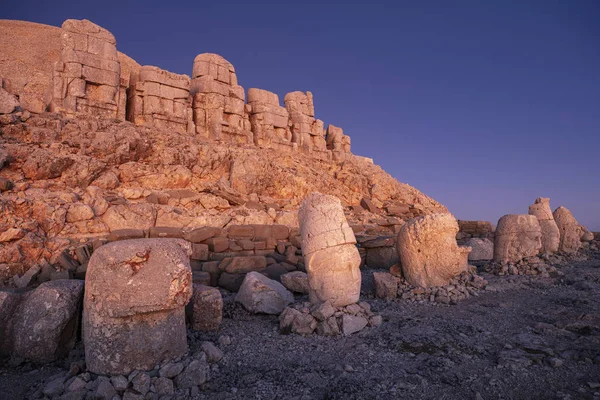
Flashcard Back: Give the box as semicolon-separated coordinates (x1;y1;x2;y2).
46;19;357;162
127;66;192;133
456;220;494;243
50;19;122;118
191;53;251;144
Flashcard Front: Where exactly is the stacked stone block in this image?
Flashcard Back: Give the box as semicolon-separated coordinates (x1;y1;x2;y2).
247;88;293;150
325;124;352;161
127;66;192;133
50;19;121;118
284;91;328;158
456;220;495;243
191;53;251;143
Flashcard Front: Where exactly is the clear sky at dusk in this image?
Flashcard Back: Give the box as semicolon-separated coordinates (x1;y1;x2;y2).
3;0;599;229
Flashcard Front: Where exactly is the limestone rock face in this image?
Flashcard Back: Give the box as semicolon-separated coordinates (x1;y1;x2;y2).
581;227;594;242
528;197;560;253
11;280;84;363
83;239;192;375
493;214;542;263
235;271;294;315
465;238;494;261
396;213;471;288
553;206;583;254
299;193;361;307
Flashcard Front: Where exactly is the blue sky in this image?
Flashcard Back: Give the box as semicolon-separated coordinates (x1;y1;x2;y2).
3;0;599;229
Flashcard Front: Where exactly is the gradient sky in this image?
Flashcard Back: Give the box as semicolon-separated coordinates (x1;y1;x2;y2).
3;0;599;229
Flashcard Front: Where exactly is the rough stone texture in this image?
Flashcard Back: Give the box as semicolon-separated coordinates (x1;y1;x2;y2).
0;20;139;114
0;290;23;356
50;19;123;118
373;271;399;300
280;271;309;294
235;271;294;315
83;239;192;375
127;65;192;133
189;284;222;332
325;124;352;161
396;213;471;288
248;88;292;150
284;91;327;157
553;206;583;254
11;280;84;363
493;214;542;263
299;193;361;307
528;197;560;254
465;238;494;261
0;86;20;114
191;53;250;143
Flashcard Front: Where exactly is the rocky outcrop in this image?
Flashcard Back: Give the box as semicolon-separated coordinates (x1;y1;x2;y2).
493;214;542;263
299;193;361;307
396;213;471;288
528;198;560;253
83;239;192;375
553;206;583;254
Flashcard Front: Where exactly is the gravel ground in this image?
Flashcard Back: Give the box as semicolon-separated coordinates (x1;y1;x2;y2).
1;255;599;400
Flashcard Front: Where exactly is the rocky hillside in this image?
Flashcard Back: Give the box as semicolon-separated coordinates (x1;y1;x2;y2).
0;19;447;283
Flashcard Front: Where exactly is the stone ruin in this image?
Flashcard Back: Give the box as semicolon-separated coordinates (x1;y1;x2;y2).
83;239;192;375
50;19;124;119
278;193;381;336
528;197;560;253
553;206;583;254
396;213;471;288
47;19;353;162
127;66;192;134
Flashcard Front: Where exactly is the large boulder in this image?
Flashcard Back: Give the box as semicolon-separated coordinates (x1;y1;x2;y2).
396;213;471;287
528;197;560;253
493;214;542;263
235;272;294;315
83;239;192;375
553;206;583;254
11;280;84;363
464;238;494;261
298;193;361;306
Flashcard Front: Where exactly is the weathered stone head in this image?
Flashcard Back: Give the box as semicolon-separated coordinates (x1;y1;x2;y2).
83;238;192;375
493;214;542;263
553;206;583;254
299;193;361;307
528;197;560;253
396;213;470;287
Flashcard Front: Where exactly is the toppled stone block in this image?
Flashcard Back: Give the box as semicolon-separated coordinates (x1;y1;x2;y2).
188;284;222;332
235;271;294;314
553;206;583;254
397;213;471;287
12;280;84;363
280;271;309;294
83;239;192;375
107;228;146;241
373;271;399;300
299;193;361;307
493;214;542;263
528;198;560;253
